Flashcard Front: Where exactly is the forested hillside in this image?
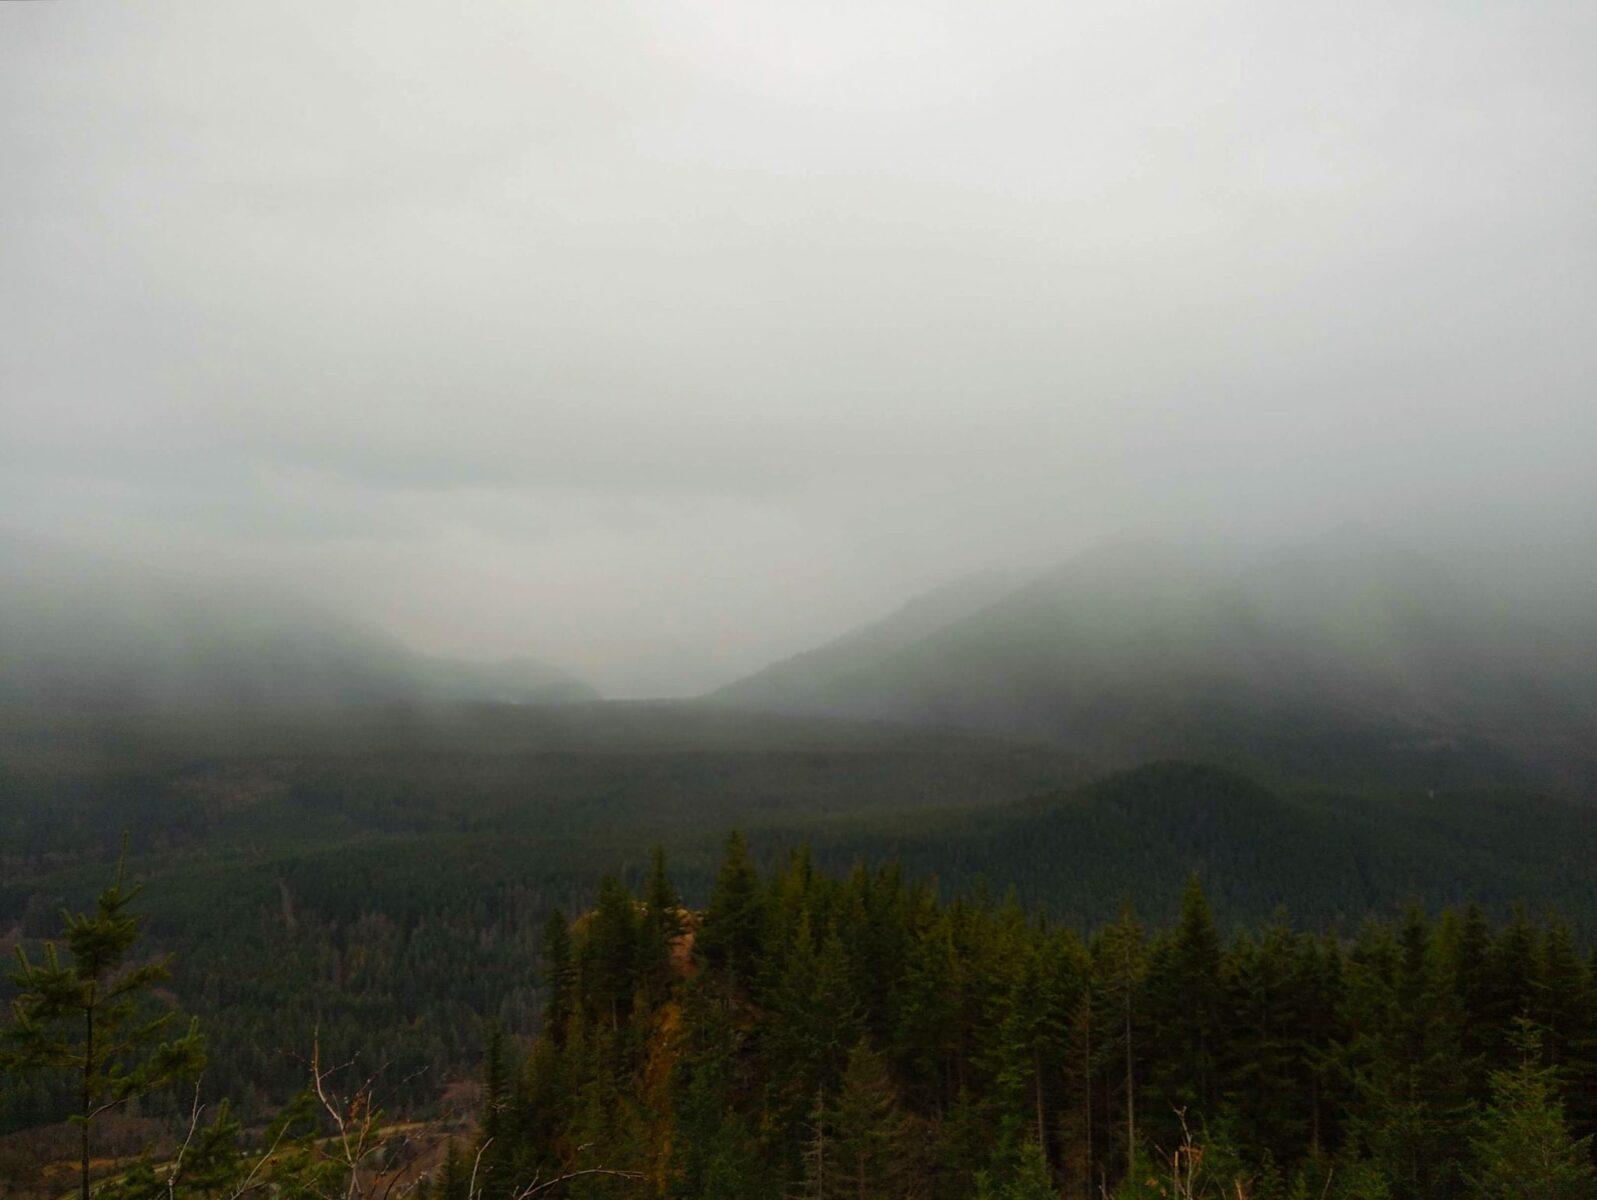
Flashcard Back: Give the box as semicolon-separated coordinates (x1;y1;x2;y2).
715;530;1597;794
5;707;1596;1131
15;844;1597;1200
784;761;1597;929
0;704;1087;1115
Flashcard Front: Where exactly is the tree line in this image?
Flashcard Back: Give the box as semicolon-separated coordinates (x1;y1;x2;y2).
454;834;1597;1199
8;834;1597;1199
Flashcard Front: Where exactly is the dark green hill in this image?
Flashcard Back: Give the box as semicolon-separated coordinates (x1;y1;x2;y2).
714;570;1021;708
785;760;1597;930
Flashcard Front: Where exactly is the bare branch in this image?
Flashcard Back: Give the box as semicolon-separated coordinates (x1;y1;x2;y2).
376;1137;418;1200
224;1115;297;1200
467;1138;493;1200
160;1082;207;1200
510;1167;645;1199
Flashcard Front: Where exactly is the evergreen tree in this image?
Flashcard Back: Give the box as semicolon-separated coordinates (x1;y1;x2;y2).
97;1101;248;1200
1145;876;1226;1149
645;845;685;938
638;847;686;1006
1328;1155;1394;1200
1225;912;1319;1165
824;1040;917;1200
1352;906;1473;1200
1483;909;1538;1068
1449;902;1495;1099
699;831;766;989
1;846;206;1200
698;1112;765;1200
583;876;640;1032
994;930;1083;1162
477;1022;514;1200
1534;922;1590;1074
891;902;960;1115
437;1140;471;1200
1094;903;1147;1185
1466;1022;1597;1200
1298;933;1349;1157
541;910;577;1046
798;1086;833;1200
509;1036;571;1187
928;1086;988;1200
998;1139;1056;1200
767;915;863;1129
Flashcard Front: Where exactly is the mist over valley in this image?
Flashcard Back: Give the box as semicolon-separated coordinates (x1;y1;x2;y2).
4;2;1597;1195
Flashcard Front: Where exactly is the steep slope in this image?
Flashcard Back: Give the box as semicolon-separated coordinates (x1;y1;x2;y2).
714;571;1021;713
0;533;596;711
712;530;1597;792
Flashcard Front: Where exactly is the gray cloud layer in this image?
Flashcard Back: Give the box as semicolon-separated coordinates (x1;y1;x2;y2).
3;0;1594;695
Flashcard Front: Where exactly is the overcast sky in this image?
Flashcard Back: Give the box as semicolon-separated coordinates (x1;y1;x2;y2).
2;1;1594;696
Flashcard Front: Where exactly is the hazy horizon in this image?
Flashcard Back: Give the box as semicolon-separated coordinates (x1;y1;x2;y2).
4;2;1595;696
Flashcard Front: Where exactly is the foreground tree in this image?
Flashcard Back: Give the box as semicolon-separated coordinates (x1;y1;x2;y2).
1466;1022;1597;1200
807;1041;917;1200
697;831;765;988
1;842;205;1200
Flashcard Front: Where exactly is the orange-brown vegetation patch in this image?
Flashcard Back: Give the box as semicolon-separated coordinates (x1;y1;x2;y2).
667;909;697;977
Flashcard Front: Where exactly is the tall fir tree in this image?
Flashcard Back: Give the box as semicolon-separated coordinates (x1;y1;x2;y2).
823;1040;917;1200
1144;875;1226;1147
1094;902;1147;1184
583;876;640;1033
1;844;206;1200
698;831;766;989
541;909;577;1046
1466;1022;1597;1200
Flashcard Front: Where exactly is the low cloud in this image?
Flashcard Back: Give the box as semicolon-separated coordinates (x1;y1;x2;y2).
3;0;1594;695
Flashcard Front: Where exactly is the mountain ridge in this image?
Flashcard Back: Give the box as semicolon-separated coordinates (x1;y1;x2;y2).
710;530;1597;793
0;532;597;711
